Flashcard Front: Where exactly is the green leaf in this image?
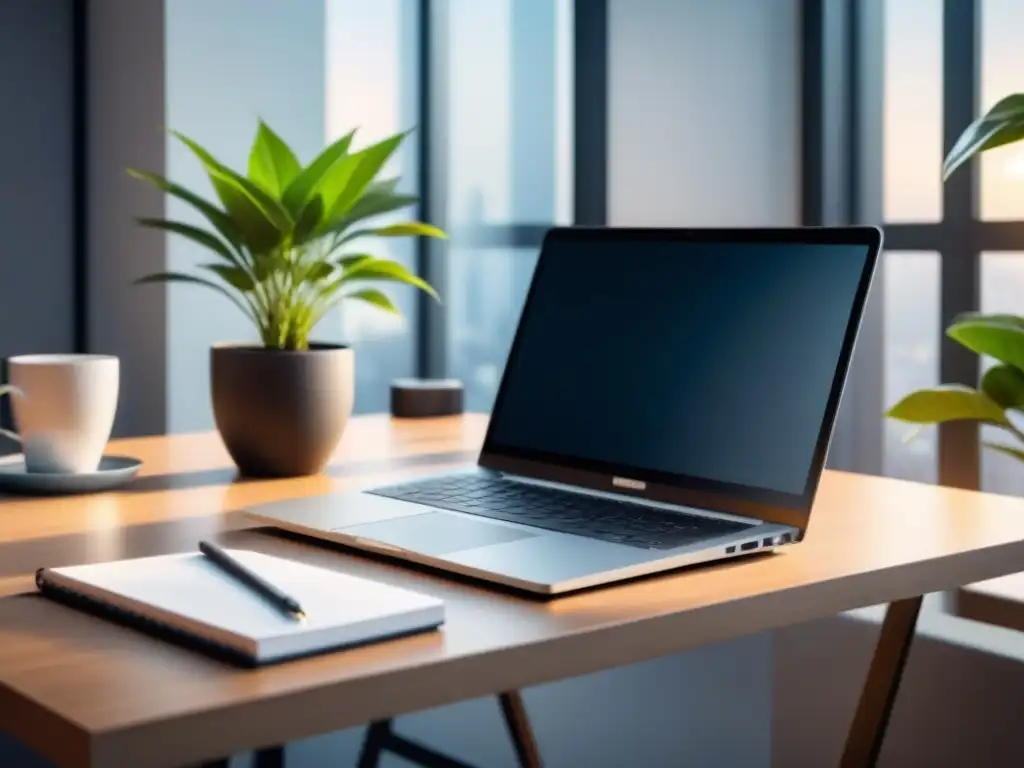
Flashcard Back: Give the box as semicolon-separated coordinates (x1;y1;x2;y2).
292;195;324;245
342;258;439;301
337;253;374;270
943;93;1024;179
322;131;410;222
136;218;238;266
247;120;301;195
282;128;357;217
984;441;1024;464
344;287;400;314
951;311;1024;330
304;261;334;283
135;271;253;321
127;169;242;248
947;317;1024;372
337;220;447;247
981;364;1024;409
374;221;446;238
329;190;419;233
171;130;292;253
198;263;255;292
886;384;1010;426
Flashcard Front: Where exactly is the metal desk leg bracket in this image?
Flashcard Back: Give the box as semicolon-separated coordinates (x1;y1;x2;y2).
840;595;923;768
357;690;542;768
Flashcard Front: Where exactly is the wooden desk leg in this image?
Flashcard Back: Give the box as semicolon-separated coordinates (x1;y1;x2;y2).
840;596;923;768
355;690;542;768
499;691;542;768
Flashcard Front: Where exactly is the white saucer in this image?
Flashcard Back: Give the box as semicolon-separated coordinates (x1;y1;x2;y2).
0;455;143;495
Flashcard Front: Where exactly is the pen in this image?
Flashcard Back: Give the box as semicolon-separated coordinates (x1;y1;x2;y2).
198;540;306;622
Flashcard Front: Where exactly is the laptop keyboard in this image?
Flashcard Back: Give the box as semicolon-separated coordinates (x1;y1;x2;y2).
368;475;754;550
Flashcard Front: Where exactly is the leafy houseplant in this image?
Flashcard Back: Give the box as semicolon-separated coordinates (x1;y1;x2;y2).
132;122;446;477
887;94;1024;464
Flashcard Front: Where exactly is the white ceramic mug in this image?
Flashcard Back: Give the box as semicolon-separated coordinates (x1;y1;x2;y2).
2;354;119;474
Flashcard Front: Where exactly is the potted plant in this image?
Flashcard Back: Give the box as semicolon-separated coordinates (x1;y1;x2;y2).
131;123;445;477
888;94;1024;463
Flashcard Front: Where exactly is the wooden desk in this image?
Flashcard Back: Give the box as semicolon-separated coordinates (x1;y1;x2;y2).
3;414;1024;768
952;574;1024;634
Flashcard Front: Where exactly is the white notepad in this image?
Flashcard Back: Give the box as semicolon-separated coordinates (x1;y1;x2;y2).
35;549;445;665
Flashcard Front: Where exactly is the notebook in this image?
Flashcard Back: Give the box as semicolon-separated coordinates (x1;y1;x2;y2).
35;549;445;666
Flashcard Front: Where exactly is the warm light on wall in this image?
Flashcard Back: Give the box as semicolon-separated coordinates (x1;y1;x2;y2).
1003;149;1024;177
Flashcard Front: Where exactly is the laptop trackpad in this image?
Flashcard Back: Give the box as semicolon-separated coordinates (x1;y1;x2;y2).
336;512;538;556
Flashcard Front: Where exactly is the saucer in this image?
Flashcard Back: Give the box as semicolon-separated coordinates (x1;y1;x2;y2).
0;455;143;495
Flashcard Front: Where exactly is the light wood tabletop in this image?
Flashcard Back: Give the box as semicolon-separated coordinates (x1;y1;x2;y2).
4;414;1024;768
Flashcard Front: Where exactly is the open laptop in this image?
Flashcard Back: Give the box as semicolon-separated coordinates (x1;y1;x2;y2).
248;226;882;595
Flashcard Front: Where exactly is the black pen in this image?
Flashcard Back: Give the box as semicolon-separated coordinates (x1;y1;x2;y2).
198;541;306;622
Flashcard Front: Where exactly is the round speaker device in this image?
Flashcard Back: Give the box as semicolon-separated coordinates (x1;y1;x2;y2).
390;378;465;418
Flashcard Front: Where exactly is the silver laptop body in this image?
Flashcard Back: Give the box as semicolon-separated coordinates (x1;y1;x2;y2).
248;226;882;595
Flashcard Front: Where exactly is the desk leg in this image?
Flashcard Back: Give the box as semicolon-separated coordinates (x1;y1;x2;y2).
254;745;285;767
840;595;923;768
356;690;542;768
197;745;282;767
499;691;542;768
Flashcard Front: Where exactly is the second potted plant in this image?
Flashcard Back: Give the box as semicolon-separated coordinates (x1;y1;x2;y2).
132;122;445;477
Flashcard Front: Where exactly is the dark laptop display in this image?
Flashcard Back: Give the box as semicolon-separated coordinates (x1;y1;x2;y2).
483;229;878;519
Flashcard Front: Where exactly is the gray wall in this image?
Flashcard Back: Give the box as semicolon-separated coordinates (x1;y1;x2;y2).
164;0;329;433
87;0;167;437
608;0;800;227
774;612;1024;767
0;0;75;451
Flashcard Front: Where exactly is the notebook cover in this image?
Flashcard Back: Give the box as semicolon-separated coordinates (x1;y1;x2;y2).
34;567;443;668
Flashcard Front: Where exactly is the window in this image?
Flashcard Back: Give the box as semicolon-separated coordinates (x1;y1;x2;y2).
326;0;419;414
980;0;1024;220
159;1;597;429
882;0;943;223
832;0;1024;492
883;251;940;484
436;0;575;410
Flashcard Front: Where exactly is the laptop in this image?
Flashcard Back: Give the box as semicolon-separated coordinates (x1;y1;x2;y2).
248;226;882;595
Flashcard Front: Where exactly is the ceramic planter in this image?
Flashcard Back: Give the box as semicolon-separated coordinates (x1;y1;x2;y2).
210;343;354;477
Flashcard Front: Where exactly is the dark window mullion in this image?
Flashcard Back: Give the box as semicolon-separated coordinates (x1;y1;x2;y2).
939;0;981;490
881;224;944;251
573;0;607;226
418;0;450;379
976;220;1024;251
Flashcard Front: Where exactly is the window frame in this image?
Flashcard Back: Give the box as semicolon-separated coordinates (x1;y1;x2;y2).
804;0;1023;491
414;0;608;380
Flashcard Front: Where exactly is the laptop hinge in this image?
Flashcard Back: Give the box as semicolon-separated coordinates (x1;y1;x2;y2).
499;472;766;527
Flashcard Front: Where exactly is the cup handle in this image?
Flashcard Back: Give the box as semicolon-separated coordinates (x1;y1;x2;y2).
0;384;23;444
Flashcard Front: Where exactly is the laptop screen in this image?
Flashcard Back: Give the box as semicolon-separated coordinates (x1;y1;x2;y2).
483;230;876;505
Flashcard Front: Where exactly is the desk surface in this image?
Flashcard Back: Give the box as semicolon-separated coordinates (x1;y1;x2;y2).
4;415;1024;768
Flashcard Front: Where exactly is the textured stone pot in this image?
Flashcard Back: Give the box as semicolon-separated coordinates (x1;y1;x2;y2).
210;343;354;478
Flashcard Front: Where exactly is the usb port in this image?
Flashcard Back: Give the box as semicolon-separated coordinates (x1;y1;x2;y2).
763;537;775;547
740;541;758;552
726;545;736;554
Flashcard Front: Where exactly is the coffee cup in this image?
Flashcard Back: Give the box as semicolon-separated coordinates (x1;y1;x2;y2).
2;354;119;474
